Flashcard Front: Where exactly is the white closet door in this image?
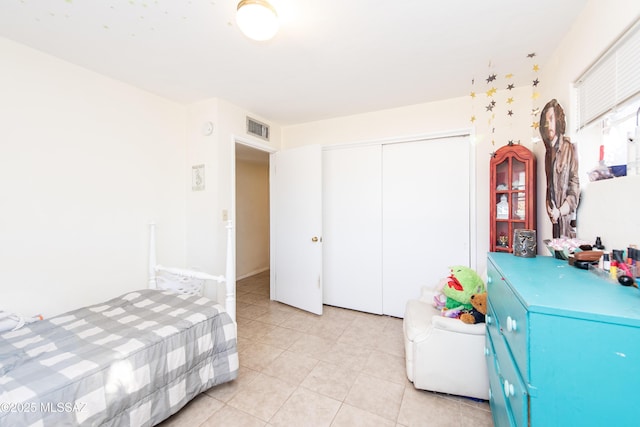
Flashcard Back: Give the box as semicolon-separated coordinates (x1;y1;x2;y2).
382;137;470;318
323;145;383;314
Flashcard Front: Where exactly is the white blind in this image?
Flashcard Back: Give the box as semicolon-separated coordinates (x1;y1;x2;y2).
575;19;640;130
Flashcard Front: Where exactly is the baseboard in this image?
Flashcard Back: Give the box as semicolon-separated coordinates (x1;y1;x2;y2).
236;267;270;281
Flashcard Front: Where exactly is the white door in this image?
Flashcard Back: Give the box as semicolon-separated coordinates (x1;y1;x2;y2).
270;145;323;315
323;145;383;314
382;136;470;318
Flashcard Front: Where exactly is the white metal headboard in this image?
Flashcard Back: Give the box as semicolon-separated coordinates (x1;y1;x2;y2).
148;221;236;322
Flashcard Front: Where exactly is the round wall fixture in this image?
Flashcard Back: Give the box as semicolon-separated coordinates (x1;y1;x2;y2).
202;121;214;136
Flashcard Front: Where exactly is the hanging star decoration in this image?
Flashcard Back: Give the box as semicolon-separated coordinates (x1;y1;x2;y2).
469;77;479;124
466;51;546;151
526;53;542;135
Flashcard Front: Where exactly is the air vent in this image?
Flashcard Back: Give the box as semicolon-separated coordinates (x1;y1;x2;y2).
246;117;270;141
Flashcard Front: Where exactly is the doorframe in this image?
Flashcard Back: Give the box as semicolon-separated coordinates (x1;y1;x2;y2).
231;134;276;295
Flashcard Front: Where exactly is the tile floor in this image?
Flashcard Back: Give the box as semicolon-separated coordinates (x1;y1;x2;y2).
159;271;493;426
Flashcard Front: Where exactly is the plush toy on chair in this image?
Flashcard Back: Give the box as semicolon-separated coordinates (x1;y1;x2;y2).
460;293;487;324
439;266;486;318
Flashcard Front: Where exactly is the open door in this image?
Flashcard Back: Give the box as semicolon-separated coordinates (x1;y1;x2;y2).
270;145;323;315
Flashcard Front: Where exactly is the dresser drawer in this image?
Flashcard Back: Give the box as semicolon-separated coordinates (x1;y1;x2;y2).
486;332;514;427
487;261;529;375
487;325;528;427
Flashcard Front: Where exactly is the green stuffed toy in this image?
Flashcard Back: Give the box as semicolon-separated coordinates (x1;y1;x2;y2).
441;266;486;316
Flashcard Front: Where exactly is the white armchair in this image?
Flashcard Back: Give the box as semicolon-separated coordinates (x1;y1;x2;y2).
403;285;489;400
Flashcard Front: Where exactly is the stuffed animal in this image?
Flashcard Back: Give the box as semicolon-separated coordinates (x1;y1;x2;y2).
460;292;488;324
432;277;449;310
441;266;486;316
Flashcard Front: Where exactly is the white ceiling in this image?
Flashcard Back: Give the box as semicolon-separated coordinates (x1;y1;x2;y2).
0;0;589;126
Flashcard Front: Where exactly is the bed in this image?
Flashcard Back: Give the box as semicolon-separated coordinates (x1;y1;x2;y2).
0;222;238;426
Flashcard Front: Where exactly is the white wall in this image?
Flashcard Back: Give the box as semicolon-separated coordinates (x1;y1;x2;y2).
235;158;270;279
185;98;280;301
0;38;188;317
282;87;534;274
536;0;640;251
0;35;281;317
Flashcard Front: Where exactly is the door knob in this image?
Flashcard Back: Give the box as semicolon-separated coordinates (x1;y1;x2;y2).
311;236;319;242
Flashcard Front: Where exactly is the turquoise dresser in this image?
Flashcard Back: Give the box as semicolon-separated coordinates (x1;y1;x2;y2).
486;252;640;427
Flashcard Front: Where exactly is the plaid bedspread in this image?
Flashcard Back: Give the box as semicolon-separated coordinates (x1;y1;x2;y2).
0;289;238;426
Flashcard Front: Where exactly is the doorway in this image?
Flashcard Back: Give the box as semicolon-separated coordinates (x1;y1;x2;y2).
234;142;271;282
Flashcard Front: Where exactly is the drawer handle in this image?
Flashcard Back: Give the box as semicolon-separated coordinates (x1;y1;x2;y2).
506;316;517;332
487;277;493;285
503;379;515;397
486;315;492;325
484;347;489;356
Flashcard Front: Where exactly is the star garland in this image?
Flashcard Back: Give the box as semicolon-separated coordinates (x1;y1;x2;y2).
529;52;542;142
469;52;542;149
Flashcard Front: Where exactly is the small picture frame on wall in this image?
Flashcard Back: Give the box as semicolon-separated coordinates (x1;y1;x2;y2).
192;164;205;191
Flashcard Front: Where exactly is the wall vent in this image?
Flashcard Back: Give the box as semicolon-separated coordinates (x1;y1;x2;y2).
246;116;270;141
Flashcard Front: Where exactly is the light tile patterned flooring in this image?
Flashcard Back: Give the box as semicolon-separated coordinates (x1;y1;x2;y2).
160;271;493;426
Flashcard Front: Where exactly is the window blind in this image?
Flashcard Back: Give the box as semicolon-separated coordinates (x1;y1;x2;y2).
575;19;640;130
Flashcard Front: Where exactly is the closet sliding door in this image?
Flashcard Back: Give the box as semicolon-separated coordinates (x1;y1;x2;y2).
382;136;470;318
322;135;471;318
323;145;383;314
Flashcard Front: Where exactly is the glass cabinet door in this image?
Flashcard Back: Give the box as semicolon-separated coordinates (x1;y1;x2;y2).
511;192;526;220
489;144;536;253
512;158;526;190
496;160;509;191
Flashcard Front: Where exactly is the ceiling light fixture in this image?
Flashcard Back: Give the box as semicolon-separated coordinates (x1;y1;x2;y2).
236;0;279;41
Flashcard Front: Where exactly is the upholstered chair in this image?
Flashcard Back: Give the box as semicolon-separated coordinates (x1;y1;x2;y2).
403;284;489;400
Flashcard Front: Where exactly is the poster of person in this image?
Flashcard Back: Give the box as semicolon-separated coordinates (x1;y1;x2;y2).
539;99;580;238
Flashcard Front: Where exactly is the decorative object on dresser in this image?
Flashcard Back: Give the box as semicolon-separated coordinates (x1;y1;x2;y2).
490;144;536;253
512;229;536;258
485;252;640;426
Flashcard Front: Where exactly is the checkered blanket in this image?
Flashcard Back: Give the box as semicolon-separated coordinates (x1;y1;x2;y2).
0;289;238;426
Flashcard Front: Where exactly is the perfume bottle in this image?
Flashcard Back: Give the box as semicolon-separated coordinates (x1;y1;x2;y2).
594;237;604;250
602;251;611;272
